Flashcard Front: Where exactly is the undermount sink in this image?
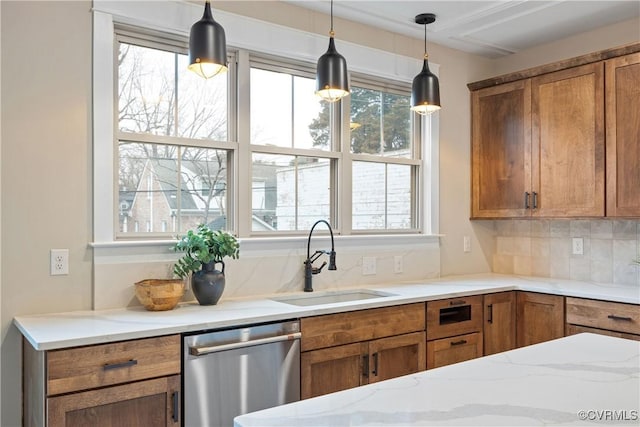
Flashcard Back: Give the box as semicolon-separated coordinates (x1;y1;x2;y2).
271;289;397;307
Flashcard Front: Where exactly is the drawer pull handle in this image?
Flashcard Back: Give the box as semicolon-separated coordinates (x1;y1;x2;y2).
487;304;493;324
172;391;180;422
103;359;138;371
362;354;369;378
372;352;379;376
449;300;467;306
607;314;633;322
450;339;467;346
524;192;530;209
532;191;538;209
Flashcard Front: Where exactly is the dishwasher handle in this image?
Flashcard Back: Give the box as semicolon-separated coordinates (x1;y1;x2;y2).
189;332;302;356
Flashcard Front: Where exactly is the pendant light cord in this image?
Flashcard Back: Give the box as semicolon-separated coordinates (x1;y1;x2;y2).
424;22;428;60
330;0;335;37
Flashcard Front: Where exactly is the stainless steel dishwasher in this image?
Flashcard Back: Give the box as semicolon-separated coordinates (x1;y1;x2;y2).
183;320;301;427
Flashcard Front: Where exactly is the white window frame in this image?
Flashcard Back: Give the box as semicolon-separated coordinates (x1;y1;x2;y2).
92;1;439;252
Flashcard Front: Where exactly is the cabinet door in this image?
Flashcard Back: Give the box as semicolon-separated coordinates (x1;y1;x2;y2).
531;62;605;217
516;292;564;347
606;53;640;217
471;80;532;218
367;332;426;384
47;375;180;427
301;342;367;399
483;292;516;355
426;332;483;369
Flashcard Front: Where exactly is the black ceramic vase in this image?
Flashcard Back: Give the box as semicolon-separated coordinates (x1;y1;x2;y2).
191;261;225;305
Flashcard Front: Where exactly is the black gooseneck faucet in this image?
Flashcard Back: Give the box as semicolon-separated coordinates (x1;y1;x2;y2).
304;219;337;292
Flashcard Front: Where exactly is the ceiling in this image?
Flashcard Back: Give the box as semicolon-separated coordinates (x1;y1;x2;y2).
283;1;640;58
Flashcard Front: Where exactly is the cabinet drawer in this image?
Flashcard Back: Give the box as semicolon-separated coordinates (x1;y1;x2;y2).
565;324;640;341
47;335;181;396
426;332;483;369
301;303;425;352
566;297;640;335
427;295;483;340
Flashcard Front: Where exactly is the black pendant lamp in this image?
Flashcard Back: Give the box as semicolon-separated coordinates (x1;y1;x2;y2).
411;13;441;115
315;0;350;102
188;1;228;79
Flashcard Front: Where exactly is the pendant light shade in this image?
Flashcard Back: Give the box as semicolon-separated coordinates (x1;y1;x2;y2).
188;1;228;79
315;0;350;102
411;13;441;115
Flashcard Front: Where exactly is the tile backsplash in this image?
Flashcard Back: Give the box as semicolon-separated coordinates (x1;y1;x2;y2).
492;219;640;286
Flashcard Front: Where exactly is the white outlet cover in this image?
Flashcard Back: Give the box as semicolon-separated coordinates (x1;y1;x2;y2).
362;256;376;275
50;249;69;275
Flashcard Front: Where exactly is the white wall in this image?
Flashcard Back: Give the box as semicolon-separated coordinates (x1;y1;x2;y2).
1;2;93;425
491;17;640;76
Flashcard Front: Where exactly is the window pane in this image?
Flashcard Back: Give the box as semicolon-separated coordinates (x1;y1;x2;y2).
252;153;331;231
118;142;228;234
251;68;327;150
177;55;228;140
352;161;412;230
118;43;176;136
350;87;411;158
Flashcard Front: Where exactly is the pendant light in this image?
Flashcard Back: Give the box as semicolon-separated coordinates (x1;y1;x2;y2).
315;0;350;102
188;1;228;79
411;13;440;115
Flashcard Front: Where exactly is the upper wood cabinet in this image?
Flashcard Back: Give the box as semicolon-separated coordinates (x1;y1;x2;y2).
470;45;639;219
471;80;531;218
605;52;640;217
531;62;605;217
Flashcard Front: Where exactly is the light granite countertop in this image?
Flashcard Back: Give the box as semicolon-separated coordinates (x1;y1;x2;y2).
233;333;640;427
14;273;640;350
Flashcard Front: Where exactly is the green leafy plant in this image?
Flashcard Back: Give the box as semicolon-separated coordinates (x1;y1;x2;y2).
172;224;240;279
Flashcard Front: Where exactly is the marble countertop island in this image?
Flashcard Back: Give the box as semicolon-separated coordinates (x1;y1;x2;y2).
234;333;640;427
14;274;640;350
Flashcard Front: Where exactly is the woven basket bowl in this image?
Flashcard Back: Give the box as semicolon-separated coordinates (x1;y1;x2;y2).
134;279;185;311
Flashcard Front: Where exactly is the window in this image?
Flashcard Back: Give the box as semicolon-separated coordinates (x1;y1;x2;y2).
249;61;337;233
110;25;427;240
116;37;234;237
348;82;419;231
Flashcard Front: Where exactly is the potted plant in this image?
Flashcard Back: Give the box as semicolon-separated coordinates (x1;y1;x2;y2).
173;224;239;305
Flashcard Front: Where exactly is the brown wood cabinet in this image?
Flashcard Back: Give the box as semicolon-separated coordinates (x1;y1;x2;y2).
426;296;483;368
605;52;640;217
23;334;181;427
483;292;516;355
47;375;180;427
300;304;426;399
531;62;605;217
427;332;483;369
516;292;565;347
469;46;640;219
565;297;640;340
471;80;531;218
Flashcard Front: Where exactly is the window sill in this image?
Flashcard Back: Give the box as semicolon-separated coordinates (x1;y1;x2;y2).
90;234;442;259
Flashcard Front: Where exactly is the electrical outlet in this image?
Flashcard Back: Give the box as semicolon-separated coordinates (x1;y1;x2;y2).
394;255;403;274
572;238;584;255
362;257;377;276
463;236;471;253
50;249;69;275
